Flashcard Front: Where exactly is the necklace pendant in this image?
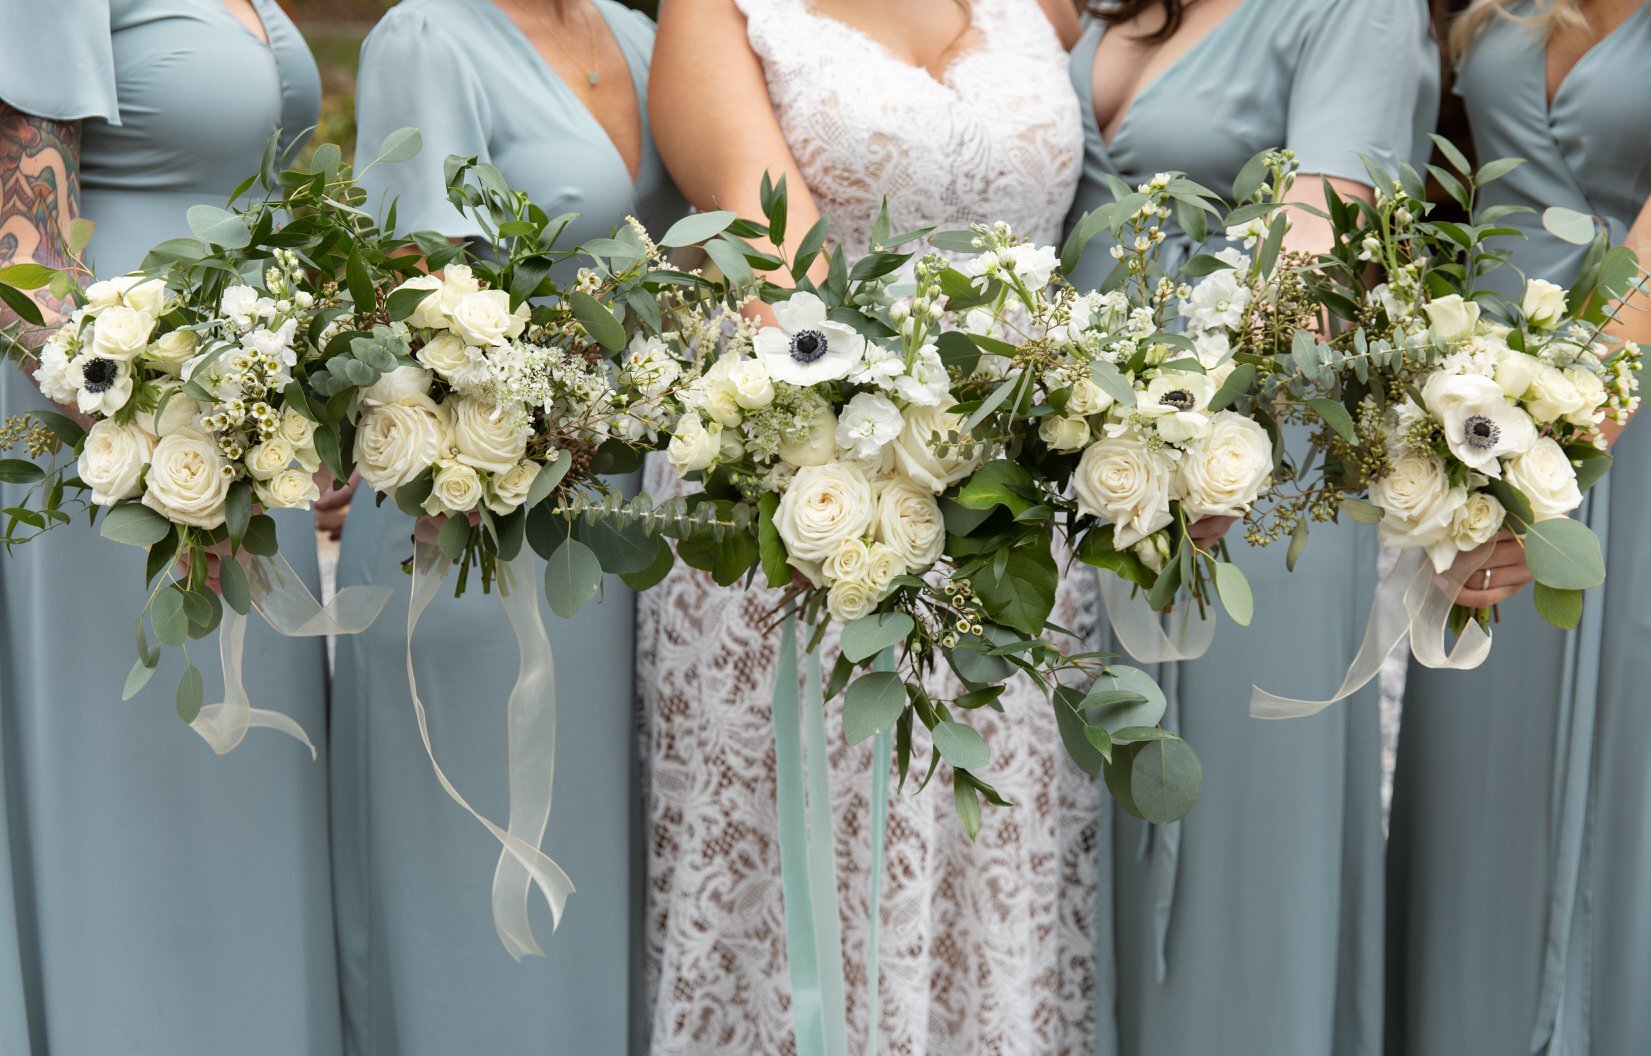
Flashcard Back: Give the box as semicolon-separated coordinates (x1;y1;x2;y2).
587;70;600;86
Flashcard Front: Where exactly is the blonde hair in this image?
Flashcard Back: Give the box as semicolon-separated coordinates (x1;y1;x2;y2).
1450;0;1593;56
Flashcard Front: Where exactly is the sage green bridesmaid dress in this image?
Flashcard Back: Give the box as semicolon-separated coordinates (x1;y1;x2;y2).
333;2;683;1052
0;2;340;1053
1064;3;1439;1053
1386;8;1651;1053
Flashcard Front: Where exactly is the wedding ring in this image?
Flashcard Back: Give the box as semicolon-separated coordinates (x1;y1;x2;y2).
1481;569;1493;590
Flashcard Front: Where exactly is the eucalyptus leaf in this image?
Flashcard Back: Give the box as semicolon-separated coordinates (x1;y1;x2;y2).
375;126;424;164
1533;582;1583;629
839;612;914;663
185;204;252;249
932;721;990;770
1082;665;1167;732
1522;517;1605;590
151;588;189;648
1542;206;1597;246
1129;737;1202;823
842;671;906;745
544;537;603;618
1212;561;1253;626
100;503;173;547
660;210;737;248
176;663;204;724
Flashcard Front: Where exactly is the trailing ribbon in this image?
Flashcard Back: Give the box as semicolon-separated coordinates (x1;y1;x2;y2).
1250;546;1494;720
1096;572;1216;664
190;552;392;757
407;539;572;960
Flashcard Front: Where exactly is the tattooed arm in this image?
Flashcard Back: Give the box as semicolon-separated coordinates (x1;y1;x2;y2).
0;103;83;355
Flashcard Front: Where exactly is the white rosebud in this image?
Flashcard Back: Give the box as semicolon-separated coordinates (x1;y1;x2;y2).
1521;279;1568;330
728;357;775;410
1563;367;1606;428
1066;376;1115;417
1039;414;1090;453
256;467;321;510
449;290;529;347
421;460;484;517
873;476;944;572
1422;294;1481;341
485;459;542;515
1523;365;1588;424
245;439;296;481
666;413;722;474
145;329;199;374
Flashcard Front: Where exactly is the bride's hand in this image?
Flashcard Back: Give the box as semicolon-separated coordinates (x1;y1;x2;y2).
1187;516;1236;549
1443;531;1532;609
176;539;234;594
413;510;481;548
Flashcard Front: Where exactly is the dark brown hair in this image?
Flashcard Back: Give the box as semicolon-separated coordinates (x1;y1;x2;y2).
1091;0;1188;43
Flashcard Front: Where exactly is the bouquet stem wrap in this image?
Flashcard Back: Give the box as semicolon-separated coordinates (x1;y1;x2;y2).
1097;574;1217;664
407;539;571;960
1250;547;1495;719
771;616;892;1056
191;554;392;757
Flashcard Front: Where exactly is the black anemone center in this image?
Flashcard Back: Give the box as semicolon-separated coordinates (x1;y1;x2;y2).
789;329;828;364
1464;415;1501;450
80;357;119;393
1159;389;1196;411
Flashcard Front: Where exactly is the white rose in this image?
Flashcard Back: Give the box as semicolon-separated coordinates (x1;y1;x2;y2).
421;460;485;517
688;357;745;427
1423;294;1481;340
1072;430;1173;548
1524;365;1588;424
436;264;483;317
141;431;232;529
874;476;944;572
1175;411;1273;518
835;392;904;460
666;413;722;474
774;461;875;563
361;364;433;407
244;439;296;481
890;405;985;493
145;329;199;374
89;305;156;362
275;406;317;449
449;289;527;347
824;537;872;584
448;395;529;474
826;577;880;623
136;386;203;437
256;467;321;510
729;357;775;410
1522;278;1569;330
1369;451;1467;555
778;397;838;469
354;401;445;491
1494;346;1542;399
395;275;449;330
864;541;901;594
485;459;541;514
77;419;154;505
1505;438;1583;521
416;331;472;380
1065;376;1115;417
1039;414;1090;453
1563;367;1606;428
1444;490;1505;563
86;276;166;316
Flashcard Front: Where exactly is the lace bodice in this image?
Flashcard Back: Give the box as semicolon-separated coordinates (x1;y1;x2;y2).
734;0;1083;253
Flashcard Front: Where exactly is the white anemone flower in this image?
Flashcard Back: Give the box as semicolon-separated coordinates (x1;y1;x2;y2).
1136;372;1219;444
754;291;867;386
1421;373;1536;479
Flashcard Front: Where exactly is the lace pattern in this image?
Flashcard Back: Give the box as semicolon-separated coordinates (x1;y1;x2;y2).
640;3;1097;1051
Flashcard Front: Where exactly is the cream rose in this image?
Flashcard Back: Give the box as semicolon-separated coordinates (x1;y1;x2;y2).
1038;414;1090;453
361;364;433;407
1175;410;1273;518
1523;365;1588;423
824;537;872;584
874;476;945;572
864;541;901;594
890;405;985;493
78;419;154;505
1423;294;1481;340
448;395;529;475
87;276;166;316
1563;367;1607;427
141;431;232;528
778;397;838;468
1072;430;1176;548
256;467;321;510
1446;490;1505;559
774;461;875;563
1494;345;1542;399
395;275;449;330
145;329;199;374
136;387;203;437
485;459;542;514
688;358;744;427
826;577;879;623
421;460;485;517
1522;279;1568;330
666;413;721;474
449;289;527;347
244;439;296;481
354;401;444;491
276;406;318;450
416;331;471;379
1505;438;1583;520
1369;451;1467;554
90;306;156;362
729;358;775;410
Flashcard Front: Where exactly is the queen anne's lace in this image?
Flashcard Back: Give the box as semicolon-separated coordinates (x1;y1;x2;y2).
640;2;1098;1052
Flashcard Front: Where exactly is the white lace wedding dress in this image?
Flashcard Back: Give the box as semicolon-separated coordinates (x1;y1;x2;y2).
638;2;1097;1052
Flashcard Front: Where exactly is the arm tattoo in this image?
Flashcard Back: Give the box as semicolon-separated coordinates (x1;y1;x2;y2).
0;104;83;350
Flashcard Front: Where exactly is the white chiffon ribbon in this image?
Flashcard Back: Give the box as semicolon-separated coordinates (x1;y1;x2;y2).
406;540;572;960
1250;546;1495;719
1097;573;1217;664
190;553;393;757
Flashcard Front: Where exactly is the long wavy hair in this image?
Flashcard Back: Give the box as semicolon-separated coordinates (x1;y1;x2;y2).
1450;0;1597;55
1089;0;1188;43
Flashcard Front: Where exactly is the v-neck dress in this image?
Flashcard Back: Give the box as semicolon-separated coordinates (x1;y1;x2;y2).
1386;8;1651;1054
1064;4;1439;1055
0;3;339;1054
333;3;683;1053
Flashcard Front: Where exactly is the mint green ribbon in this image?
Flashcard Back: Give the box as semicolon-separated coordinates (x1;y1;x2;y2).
772;616;893;1056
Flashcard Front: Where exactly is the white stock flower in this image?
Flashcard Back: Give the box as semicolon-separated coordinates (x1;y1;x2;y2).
728;357;775;410
361;364;434;407
89;305;155;362
1421;373;1536;478
1522;279;1568;330
874;476;945;572
1073;429;1176;548
220;285;261;327
1523;364;1588;424
241;319;298;365
485;459;541;514
33;333;78;405
1423;294;1481;341
1506;438;1582;521
1370;451;1467;557
621;334;682;399
1175;411;1273;517
354;401;445;492
1137;372;1218;444
449;289;528;347
773;461;875;563
754;291;866;385
78;419;154;505
141;431;232;528
1039;414;1090;452
893;345;950;407
1002;243;1059;289
256;467;321;510
666;412;721;474
1179;270;1251;332
245;439;296;481
835;392;903;460
421;459;484;517
448;395;529;474
145;329;199;374
890;404;984;493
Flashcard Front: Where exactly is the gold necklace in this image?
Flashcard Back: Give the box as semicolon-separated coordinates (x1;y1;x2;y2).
525;1;602;88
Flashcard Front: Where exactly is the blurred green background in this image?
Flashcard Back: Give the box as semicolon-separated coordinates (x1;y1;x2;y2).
283;0;659;163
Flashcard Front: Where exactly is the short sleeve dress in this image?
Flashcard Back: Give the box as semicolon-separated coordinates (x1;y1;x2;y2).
1064;3;1439;1054
0;2;338;1054
331;2;683;1053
